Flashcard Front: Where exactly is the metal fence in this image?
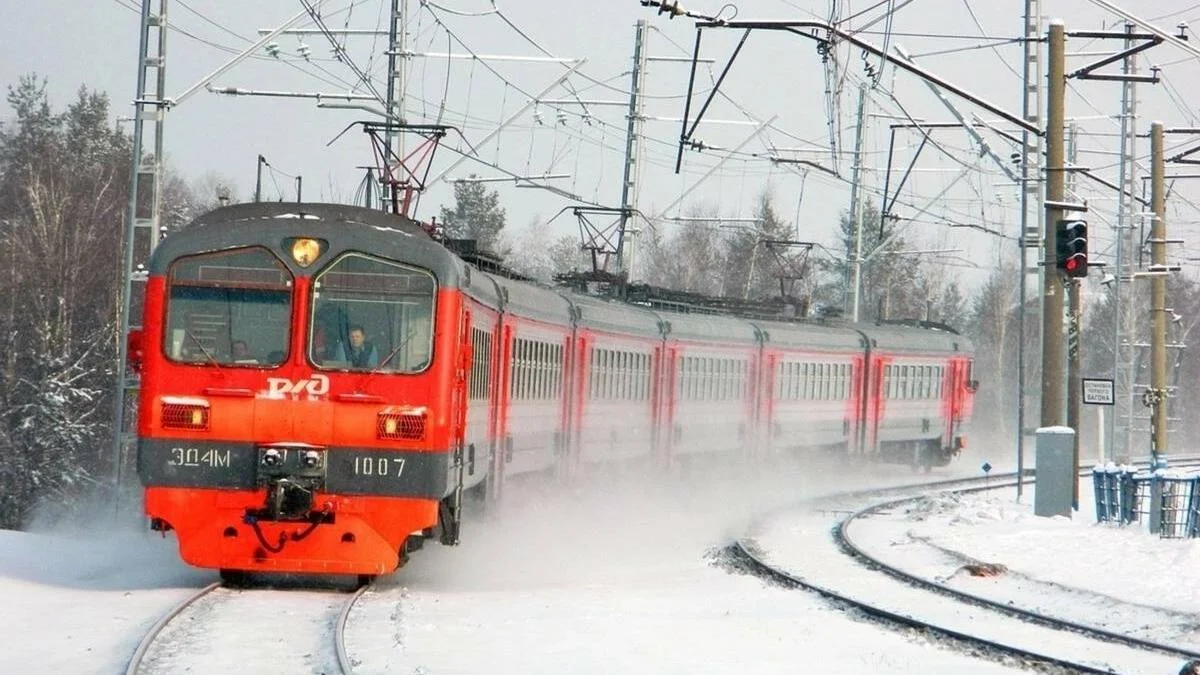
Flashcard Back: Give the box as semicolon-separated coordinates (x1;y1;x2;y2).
1093;465;1200;539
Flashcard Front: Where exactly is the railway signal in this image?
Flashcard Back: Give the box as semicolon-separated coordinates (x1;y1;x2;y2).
1055;219;1089;278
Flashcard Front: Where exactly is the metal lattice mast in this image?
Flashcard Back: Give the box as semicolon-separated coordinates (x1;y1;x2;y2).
1016;0;1042;496
112;0;169;503
1111;23;1139;460
384;0;408;200
618;19;649;278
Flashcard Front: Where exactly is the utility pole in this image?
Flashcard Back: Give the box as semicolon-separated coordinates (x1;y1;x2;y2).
847;84;869;322
1066;121;1082;507
112;0;168;510
254;154;265;202
1041;21;1066;428
1149;121;1168;460
618;19;649;278
1016;0;1043;497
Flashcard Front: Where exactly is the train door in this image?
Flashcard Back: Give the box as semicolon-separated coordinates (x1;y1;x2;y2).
568;332;592;474
649;343;663;460
464;304;499;500
847;354;867;456
454;310;472;484
556;331;574;480
741;340;760;462
758;350;778;458
863;354;889;457
944;357;975;448
661;345;679;468
490;319;514;500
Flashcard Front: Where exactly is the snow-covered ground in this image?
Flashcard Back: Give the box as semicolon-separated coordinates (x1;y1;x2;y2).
849;478;1200;649
3;449;1197;673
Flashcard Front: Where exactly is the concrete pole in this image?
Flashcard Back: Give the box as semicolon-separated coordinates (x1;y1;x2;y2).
847;84;868;322
1150;121;1168;458
1066;121;1081;507
1041;21;1066;428
255;154;264;203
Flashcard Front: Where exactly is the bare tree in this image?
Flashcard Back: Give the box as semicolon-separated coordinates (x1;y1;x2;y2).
0;75;199;528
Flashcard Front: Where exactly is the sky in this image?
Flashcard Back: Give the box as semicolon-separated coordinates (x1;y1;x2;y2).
6;0;1200;298
3;449;1200;673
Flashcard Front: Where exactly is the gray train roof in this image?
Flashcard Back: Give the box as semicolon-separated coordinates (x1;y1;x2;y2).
149;203;466;286
858;322;973;355
483;273;573;326
751;318;867;352
565;293;662;339
655;310;760;345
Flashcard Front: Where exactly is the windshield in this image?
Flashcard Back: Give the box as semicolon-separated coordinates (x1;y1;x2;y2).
163;247;293;367
310;253;436;373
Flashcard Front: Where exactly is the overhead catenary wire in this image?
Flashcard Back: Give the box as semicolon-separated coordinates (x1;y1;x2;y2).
109;0;1121;253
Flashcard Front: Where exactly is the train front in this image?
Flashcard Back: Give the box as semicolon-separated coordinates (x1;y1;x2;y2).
132;204;465;578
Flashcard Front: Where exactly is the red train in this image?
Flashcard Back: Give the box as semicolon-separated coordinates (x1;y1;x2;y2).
131;203;976;581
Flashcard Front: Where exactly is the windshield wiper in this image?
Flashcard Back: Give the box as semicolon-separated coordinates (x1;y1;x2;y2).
373;327;419;373
184;330;223;368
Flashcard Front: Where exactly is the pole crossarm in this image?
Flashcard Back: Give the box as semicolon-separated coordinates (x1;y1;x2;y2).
665;18;1040;172
1079;0;1200;62
1165;141;1200;165
766;156;839;176
881;126;930;232
1074;167;1151;205
1066;30;1162;82
170;1;331;107
569;205;642;274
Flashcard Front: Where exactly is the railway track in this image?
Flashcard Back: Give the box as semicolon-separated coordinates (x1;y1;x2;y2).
729;464;1200;674
124;580;370;675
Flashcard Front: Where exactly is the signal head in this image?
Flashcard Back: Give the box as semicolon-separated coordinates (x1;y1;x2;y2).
1055;219;1089;278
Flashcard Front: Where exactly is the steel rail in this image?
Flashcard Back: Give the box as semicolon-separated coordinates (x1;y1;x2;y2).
334;583;372;674
836;463;1200;664
124;582;222;675
733;459;1200;673
730;538;1114;673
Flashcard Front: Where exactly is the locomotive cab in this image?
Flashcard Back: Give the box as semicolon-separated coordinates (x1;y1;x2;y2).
137;206;463;578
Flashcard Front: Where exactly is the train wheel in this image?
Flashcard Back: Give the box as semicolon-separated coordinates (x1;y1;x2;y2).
907;443;934;473
219;569;250;587
918;443;934;473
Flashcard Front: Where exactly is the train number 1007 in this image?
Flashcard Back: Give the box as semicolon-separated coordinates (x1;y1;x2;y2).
353;456;406;478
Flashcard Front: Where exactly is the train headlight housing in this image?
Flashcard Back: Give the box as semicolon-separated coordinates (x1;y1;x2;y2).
288;237;324;268
161;400;210;430
261;448;282;467
378;409;427;440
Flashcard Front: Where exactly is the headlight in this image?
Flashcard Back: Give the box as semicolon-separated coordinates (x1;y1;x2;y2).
161;401;210;430
289;237;324;267
378;410;427;440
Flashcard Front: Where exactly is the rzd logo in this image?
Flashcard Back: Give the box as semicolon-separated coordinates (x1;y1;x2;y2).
266;374;330;398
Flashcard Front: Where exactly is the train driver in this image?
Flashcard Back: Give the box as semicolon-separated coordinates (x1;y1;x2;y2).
231;339;251;362
343;325;379;368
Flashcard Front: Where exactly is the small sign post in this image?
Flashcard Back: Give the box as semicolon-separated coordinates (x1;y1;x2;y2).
1082;378;1115;406
1082;378;1114;463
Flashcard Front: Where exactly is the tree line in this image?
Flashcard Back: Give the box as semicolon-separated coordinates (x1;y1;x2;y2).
0;76;210;528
